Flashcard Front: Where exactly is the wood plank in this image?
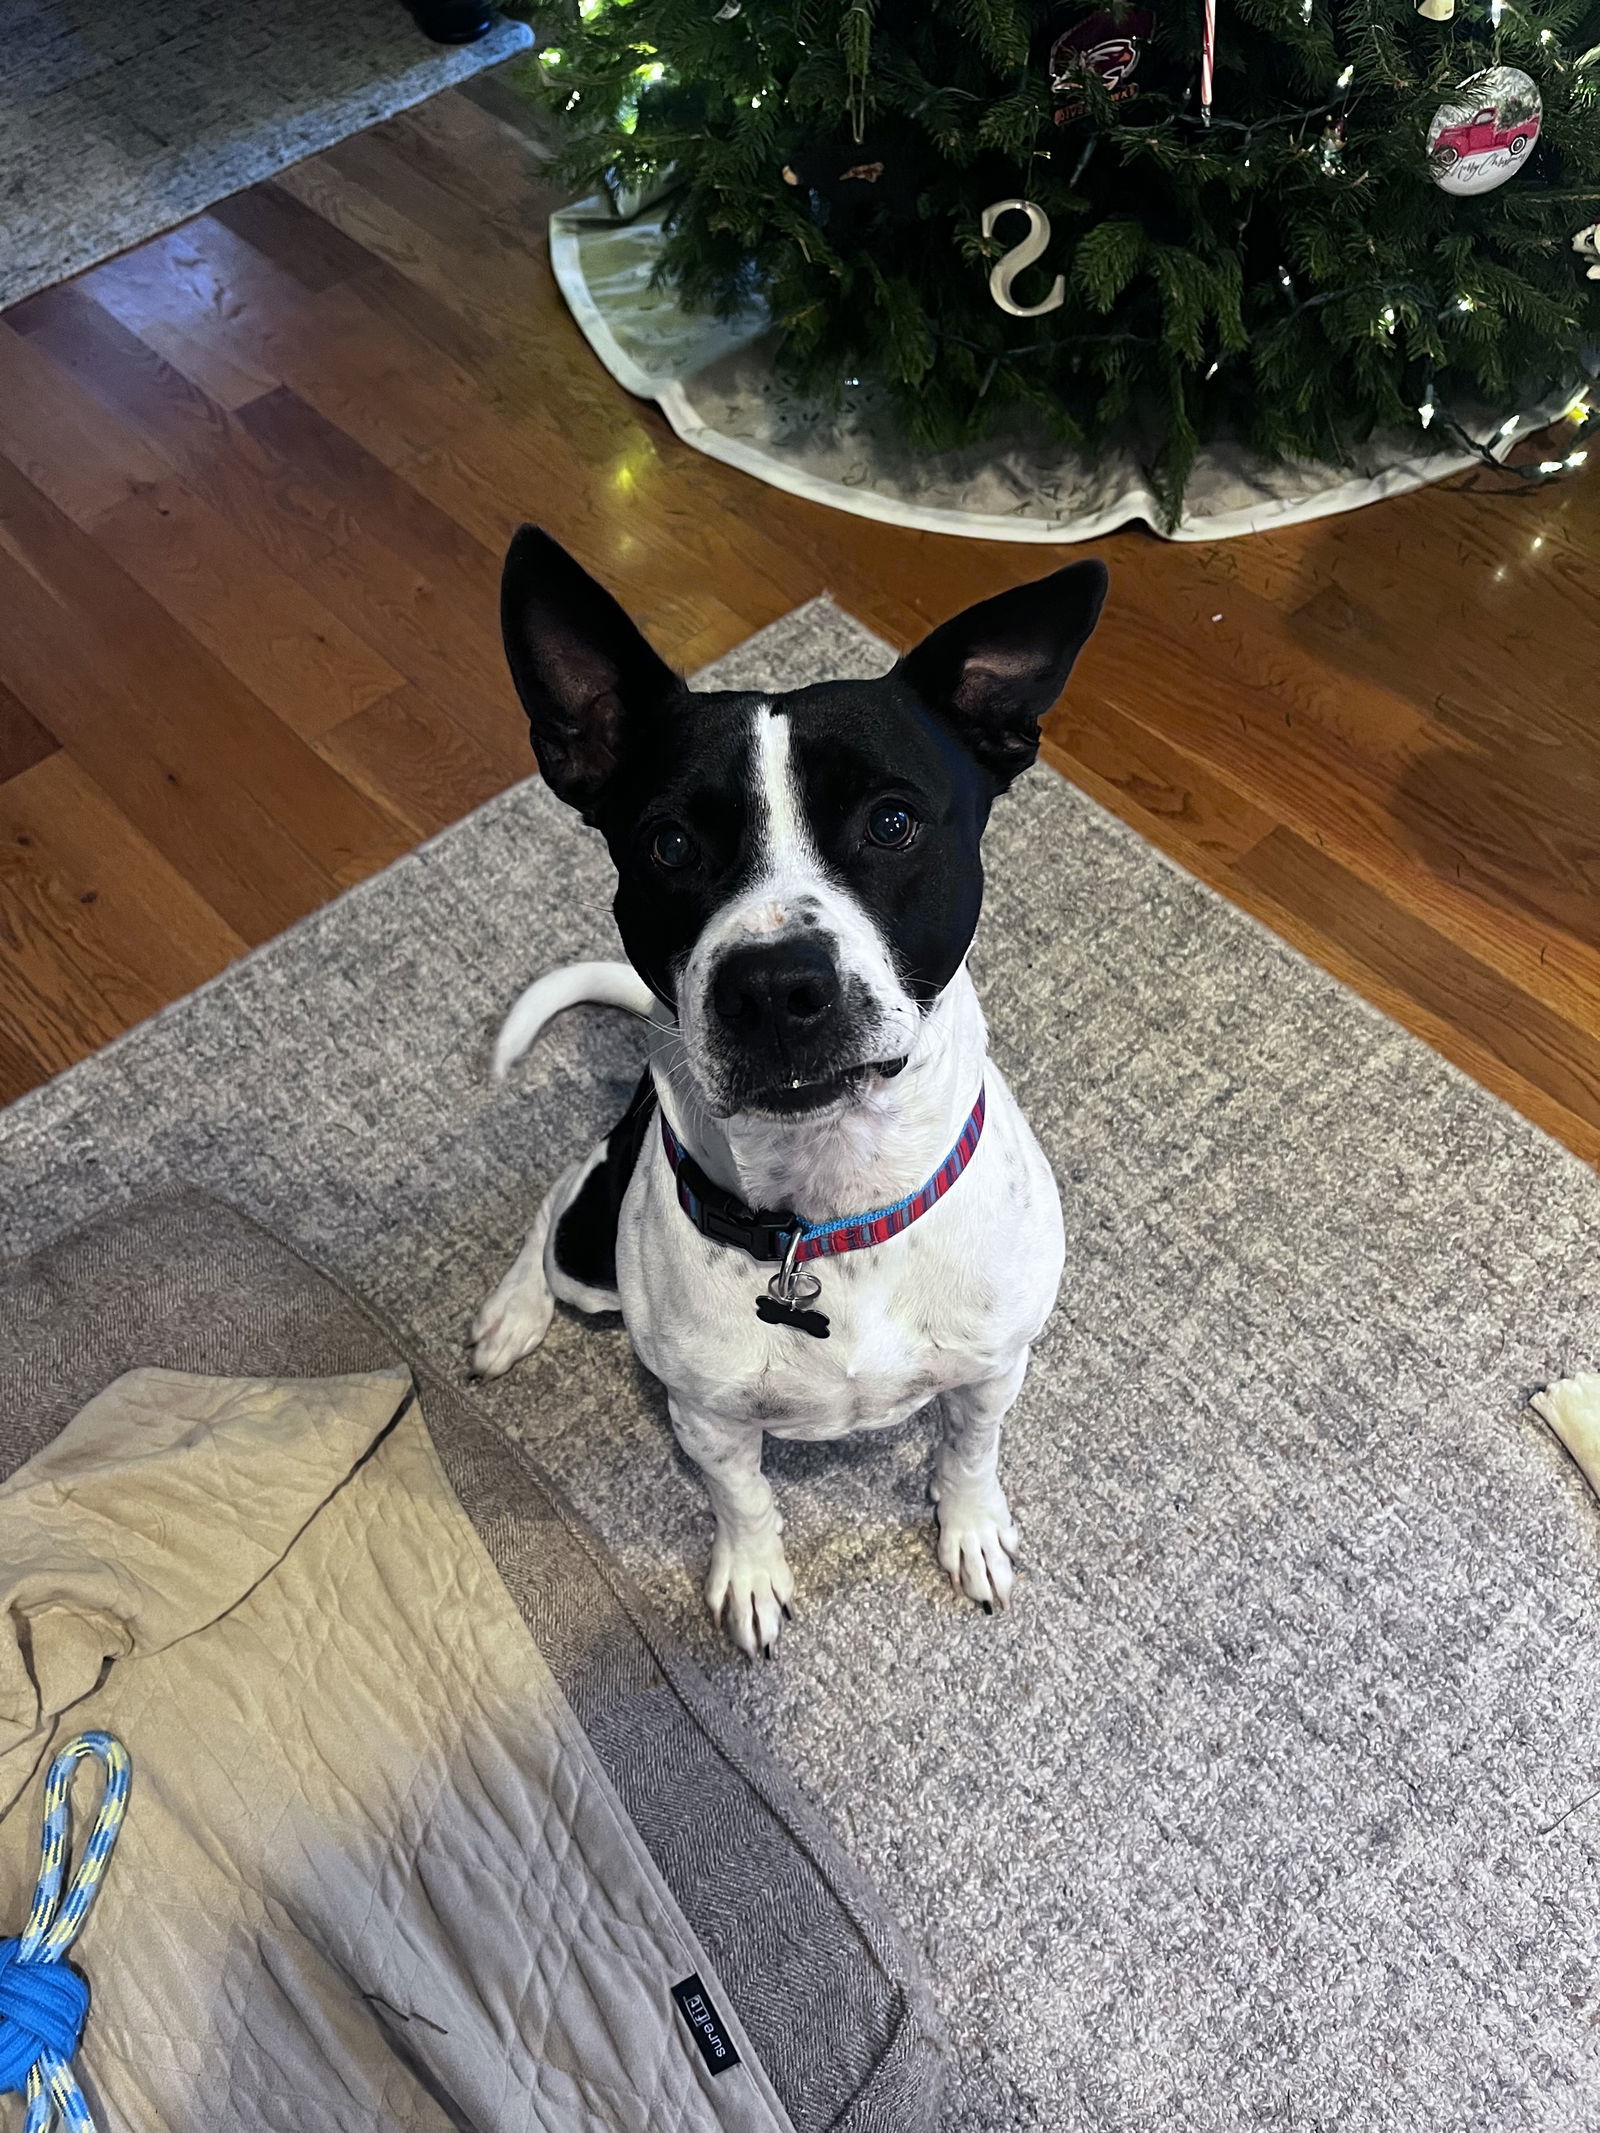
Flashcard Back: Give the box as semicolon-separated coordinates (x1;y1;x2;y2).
10;283;353;580
0;321;170;522
0;452;410;938
1044;700;1277;869
1233;827;1600;1154
0;1020;51;1108
44;207;818;661
209;181;379;291
373;89;559;238
86;470;404;743
76;235;283;410
317;682;516;838
0;679;59;787
257;161;823;627
1081;574;1600;1035
0;748;247;998
10;284;528;769
235;383;500;594
0;751;247;1077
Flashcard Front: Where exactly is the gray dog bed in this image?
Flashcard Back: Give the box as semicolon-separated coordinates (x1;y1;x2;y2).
0;1191;945;2132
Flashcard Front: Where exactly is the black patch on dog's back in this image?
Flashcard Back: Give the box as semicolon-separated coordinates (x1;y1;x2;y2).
552;1069;657;1294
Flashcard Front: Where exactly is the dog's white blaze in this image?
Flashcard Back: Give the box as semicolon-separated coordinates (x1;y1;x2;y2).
750;700;817;887
670;692;920;1146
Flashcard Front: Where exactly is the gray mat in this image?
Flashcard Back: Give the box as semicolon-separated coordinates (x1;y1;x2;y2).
7;596;1600;2130
0;0;532;311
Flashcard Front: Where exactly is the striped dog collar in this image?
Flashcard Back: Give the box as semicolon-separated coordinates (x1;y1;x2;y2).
659;1085;987;1270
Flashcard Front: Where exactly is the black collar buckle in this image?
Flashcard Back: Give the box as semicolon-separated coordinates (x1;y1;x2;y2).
696;1200;797;1266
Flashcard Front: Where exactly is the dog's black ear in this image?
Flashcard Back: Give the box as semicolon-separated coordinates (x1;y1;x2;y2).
501;526;681;816
896;561;1108;790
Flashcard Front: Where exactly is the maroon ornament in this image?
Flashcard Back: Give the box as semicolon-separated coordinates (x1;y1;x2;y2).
1048;8;1155;123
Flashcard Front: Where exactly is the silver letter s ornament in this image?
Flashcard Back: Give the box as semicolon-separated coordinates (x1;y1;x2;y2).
981;199;1066;318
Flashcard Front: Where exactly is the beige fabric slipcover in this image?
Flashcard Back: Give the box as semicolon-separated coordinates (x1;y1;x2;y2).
0;1367;794;2133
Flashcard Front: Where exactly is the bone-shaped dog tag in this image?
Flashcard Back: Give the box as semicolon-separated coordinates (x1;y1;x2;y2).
758;1248;830;1338
756;1292;830;1338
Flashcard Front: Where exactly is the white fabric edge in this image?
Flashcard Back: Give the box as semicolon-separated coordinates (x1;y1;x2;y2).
550;198;1558;543
655;387;1496;545
548;209;674;400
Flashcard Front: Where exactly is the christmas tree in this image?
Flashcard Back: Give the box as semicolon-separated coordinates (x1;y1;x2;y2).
530;0;1600;515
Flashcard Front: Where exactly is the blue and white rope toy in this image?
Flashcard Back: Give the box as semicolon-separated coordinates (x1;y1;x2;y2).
0;1733;130;2133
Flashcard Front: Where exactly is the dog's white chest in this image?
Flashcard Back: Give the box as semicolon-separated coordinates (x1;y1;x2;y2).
616;1075;1063;1440
626;1236;993;1439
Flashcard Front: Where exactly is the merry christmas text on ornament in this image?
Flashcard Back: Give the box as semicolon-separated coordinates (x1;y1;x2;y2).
1426;66;1541;195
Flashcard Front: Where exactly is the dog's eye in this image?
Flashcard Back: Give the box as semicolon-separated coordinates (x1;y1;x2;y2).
650;825;696;871
866;803;918;850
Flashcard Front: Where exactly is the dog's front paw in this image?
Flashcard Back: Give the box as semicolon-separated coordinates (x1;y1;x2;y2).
706;1528;795;1659
933;1489;1019;1613
469;1268;554;1379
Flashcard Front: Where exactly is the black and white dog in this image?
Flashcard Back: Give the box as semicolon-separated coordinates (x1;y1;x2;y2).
472;531;1108;1655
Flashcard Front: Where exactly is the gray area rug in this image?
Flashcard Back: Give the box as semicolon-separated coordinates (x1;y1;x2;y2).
0;0;532;310
7;597;1600;2129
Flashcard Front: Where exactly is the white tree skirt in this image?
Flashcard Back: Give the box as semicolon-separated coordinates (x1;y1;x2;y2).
550;196;1563;542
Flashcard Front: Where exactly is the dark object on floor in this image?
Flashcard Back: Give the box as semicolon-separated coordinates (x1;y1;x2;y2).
402;0;496;42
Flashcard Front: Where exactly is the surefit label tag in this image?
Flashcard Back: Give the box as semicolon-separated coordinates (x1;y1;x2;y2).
671;1973;741;2076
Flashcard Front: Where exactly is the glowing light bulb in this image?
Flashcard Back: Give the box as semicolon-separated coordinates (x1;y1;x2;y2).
1336;63;1354;86
1568;449;1590;465
1497;415;1520;438
1457;295;1474;311
1539;459;1564;473
1419;399;1436;427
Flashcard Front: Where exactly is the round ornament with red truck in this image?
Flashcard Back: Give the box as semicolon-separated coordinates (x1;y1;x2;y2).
1427;66;1543;196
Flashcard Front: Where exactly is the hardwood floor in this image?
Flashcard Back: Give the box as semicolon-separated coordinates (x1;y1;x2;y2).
3;71;1599;1156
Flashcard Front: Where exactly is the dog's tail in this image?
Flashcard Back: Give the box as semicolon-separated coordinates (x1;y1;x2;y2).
492;960;657;1082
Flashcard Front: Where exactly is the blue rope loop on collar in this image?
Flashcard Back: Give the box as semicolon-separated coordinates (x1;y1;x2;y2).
0;1732;131;2133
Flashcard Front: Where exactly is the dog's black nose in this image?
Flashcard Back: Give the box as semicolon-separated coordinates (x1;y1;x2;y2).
712;939;840;1043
